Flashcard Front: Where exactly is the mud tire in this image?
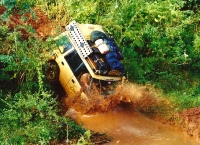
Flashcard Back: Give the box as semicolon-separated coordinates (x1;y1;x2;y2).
45;60;59;82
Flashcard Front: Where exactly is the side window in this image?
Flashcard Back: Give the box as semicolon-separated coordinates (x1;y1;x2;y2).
64;50;84;77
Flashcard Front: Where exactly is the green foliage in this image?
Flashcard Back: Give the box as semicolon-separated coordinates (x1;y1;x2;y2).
0;91;86;144
76;130;92;145
194;34;200;52
166;91;200;111
1;0;16;11
0;0;36;21
0;5;86;144
0;92;63;144
61;118;86;140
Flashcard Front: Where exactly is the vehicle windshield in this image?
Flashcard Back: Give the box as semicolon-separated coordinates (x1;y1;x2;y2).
55;35;72;53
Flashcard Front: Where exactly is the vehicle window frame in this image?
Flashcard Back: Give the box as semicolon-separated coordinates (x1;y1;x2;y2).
64;49;85;77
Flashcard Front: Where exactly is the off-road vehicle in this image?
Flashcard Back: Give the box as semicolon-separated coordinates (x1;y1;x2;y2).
46;21;125;98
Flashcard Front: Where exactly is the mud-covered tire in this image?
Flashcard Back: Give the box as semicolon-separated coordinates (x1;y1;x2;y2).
45;60;59;82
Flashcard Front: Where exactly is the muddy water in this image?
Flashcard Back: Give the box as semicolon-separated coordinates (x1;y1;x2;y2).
64;83;199;145
70;107;199;145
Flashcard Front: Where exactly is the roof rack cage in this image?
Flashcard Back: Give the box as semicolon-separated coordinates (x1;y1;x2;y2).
66;21;93;58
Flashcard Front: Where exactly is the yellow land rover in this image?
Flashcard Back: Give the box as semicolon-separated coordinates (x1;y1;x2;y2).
46;21;125;98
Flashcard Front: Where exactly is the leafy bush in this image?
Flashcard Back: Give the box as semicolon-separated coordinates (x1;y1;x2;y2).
0;5;86;143
0;92;63;144
0;91;87;144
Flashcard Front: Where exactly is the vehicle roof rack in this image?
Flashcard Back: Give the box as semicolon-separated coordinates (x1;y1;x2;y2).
66;21;93;58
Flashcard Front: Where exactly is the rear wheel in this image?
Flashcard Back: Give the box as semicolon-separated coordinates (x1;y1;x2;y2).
45;60;59;82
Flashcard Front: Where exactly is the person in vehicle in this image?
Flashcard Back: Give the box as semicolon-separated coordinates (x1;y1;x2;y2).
80;73;91;89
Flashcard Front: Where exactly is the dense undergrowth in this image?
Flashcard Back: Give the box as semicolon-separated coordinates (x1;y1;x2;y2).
0;0;200;144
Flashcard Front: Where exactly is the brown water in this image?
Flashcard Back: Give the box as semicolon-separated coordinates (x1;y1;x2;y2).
64;83;199;145
67;107;199;145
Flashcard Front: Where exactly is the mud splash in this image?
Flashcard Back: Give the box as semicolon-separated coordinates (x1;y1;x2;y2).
64;83;158;114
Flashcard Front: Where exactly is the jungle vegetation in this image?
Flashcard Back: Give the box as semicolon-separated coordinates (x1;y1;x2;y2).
0;0;199;144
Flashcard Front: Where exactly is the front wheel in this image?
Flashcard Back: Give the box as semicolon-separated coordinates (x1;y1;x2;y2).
45;60;59;82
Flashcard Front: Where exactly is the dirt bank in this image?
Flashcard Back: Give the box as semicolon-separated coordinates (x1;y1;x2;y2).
0;6;56;39
179;107;200;143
